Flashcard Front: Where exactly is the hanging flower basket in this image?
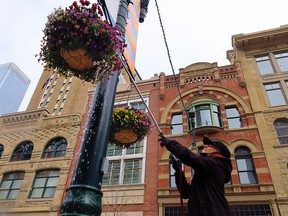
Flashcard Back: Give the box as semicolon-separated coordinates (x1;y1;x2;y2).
37;0;124;83
110;107;152;148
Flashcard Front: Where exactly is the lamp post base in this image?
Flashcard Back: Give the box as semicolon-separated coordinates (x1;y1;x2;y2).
60;185;103;216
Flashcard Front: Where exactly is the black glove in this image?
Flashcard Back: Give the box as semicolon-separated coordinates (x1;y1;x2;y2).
169;154;182;172
158;132;169;147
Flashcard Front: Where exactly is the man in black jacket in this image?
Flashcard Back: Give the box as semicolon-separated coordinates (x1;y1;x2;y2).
159;134;232;216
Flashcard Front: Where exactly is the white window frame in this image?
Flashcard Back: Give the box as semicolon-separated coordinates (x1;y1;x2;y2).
255;51;288;75
264;82;287;106
103;98;149;186
105;142;146;185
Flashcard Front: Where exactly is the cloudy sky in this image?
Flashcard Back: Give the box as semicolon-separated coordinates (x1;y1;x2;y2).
0;0;287;111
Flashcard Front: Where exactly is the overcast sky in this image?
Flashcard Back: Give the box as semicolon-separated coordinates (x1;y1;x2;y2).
0;0;287;111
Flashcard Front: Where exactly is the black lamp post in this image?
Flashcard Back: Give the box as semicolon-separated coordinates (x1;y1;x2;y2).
60;0;131;215
60;0;151;214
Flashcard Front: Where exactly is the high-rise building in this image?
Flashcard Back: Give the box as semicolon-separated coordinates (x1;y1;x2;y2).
26;68;134;116
0;62;31;115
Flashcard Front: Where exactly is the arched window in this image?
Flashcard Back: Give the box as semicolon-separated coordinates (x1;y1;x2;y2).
41;138;67;159
0;171;25;200
187;102;222;129
274;119;288;144
10;141;33;162
235;147;258;184
0;144;4;159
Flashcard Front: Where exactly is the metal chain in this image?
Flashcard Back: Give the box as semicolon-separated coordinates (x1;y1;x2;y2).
154;0;188;117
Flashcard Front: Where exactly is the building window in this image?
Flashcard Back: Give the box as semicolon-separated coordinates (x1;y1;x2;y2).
256;51;288;75
59;107;63;113
65;90;69;95
62;99;66;104
170;163;177;188
59;91;63;96
103;100;148;186
255;55;274;75
56;99;60;105
45;101;49;107
115;99;147;111
43;94;47;99
62;83;66;87
0;144;3;159
0;172;25;200
10;141;34;162
225;107;242;128
39;102;43;108
53;108;57;113
49;93;52;98
229;204;272;216
264;82;286;106
103;160;120;185
103;141;144;186
52;85;55;89
235;147;258;184
188;102;222;128
169;161;184;188
171;113;183;135
29;170;60;198
130;100;146;110
42;138;67;158
123;159;142;184
164;206;188;216
68;81;72;86
197;104;212;126
274;119;288;144
275;51;288;72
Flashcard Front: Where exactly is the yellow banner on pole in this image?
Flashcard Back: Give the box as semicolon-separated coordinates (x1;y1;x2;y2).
105;0;140;77
123;0;140;76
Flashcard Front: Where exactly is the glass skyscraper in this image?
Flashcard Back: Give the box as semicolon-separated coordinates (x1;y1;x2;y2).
0;62;30;115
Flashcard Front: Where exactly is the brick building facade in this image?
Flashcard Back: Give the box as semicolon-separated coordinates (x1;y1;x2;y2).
1;25;288;215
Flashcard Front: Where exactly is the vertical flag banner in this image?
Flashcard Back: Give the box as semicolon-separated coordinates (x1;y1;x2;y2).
105;0;140;76
123;0;140;76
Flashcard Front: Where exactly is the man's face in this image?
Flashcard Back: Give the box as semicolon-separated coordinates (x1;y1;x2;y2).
202;143;219;154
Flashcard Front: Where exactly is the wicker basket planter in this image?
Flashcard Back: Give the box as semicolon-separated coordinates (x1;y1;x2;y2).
59;48;94;71
110;107;152;148
113;129;138;145
38;0;124;83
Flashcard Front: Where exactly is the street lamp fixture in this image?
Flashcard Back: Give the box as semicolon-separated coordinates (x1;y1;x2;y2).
188;111;197;149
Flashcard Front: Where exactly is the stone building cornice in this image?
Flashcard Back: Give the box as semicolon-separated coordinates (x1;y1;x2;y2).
0;108;82;132
1;108;50;124
232;24;288;49
162;62;238;88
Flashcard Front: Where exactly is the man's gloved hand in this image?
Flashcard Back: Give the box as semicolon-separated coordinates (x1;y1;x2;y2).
169;154;182;172
158;132;169;147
